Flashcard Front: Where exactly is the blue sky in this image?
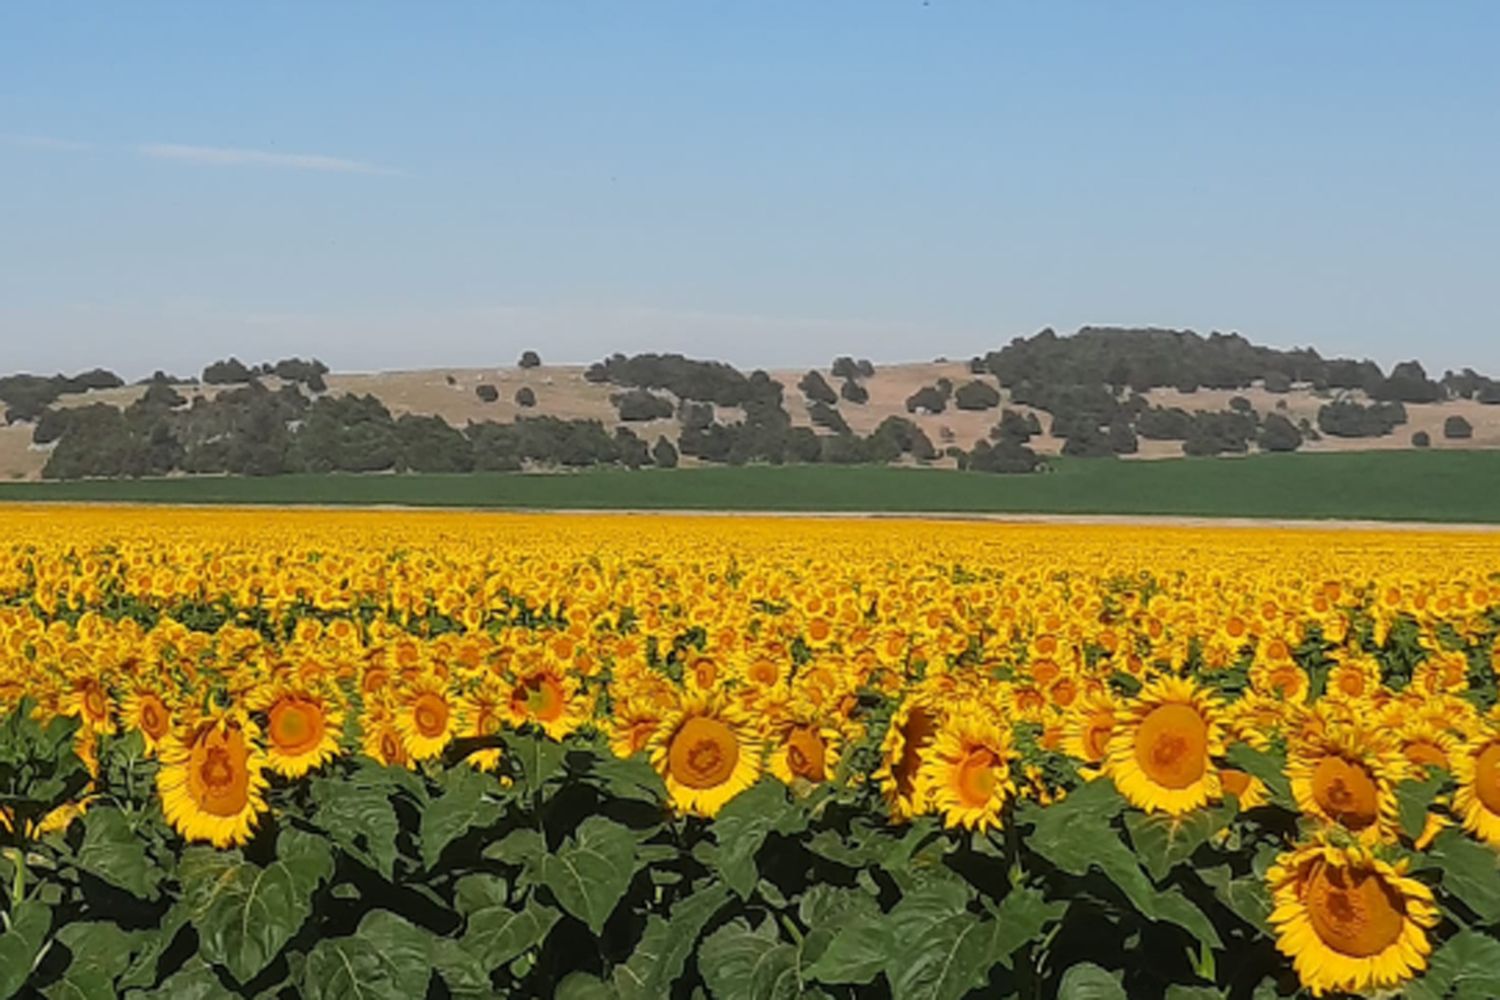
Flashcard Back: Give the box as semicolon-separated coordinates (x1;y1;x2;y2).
3;2;1497;378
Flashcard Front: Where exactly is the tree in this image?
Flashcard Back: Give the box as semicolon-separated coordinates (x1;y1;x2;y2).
807;401;850;434
1412;430;1431;448
651;436;679;468
202;357;254;384
515;387;537;408
1262;371;1293;393
798;371;838;405
518;350;542;369
612;389;674;421
991;409;1035;444
1444;415;1473;439
840;379;869;404
1258;413;1303;452
905;385;947;414
830;357;859;380
475;384;499;403
953;380;1001;411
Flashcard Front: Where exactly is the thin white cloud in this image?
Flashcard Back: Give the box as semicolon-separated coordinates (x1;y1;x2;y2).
3;134;92;151
135;143;400;175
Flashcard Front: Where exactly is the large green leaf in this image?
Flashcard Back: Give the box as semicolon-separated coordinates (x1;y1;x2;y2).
1028;788;1220;949
177;827;334;984
800;888;888;986
704;780;807;898
419;766;504;869
1223;745;1293;810
1197;865;1271;932
429;936;495;1000
462;895;561;972
1405;930;1500;1000
1124;802;1236;882
300;910;432;1000
540;816;638;934
1057;962;1127;1000
46;922;139;1000
504;731;567;795
1395;773;1448;841
988;887;1067;970
482;827;546;888
884;881;1002;1000
612;883;731;1000
0;901;51;1000
698;918;801;1000
586;752;667;805
1425;828;1500;922
124;957;235;1000
76;807;161;899
309;775;400;880
555;972;616;1000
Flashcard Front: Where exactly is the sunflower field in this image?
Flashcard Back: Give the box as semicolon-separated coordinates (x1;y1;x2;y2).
2;506;1500;999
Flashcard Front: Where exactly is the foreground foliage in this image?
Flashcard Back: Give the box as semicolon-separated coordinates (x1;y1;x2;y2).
2;507;1500;998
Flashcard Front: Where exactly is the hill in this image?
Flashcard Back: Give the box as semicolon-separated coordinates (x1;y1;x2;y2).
2;329;1499;483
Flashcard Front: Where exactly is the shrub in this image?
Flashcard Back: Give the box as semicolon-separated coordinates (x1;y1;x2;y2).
612;389;674;422
807;401;850;435
475;384;499;403
1228;395;1254;414
968;439;1042;473
1262;371;1293;393
840;379;869;404
991;409;1035;444
518;350;542;368
515;387;537;408
202;357;254;384
1371;360;1443;403
798;371;838;405
904;385;947;414
1444;415;1474;439
651;436;679;468
1412;430;1431;448
953;380;1001;411
1258;413;1303;452
1317;399;1407;437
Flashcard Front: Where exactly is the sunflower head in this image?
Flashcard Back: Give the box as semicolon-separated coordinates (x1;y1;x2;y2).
647;695;762;818
1267;839;1438;997
919;710;1016;832
1287;721;1406;844
874;695;942;823
1452;728;1500;848
249;683;344;779
156;708;269;848
1107;676;1224;816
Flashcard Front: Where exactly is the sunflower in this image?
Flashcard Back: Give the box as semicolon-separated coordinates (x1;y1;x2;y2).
647;695;762;817
1219;766;1269;810
768;713;842;788
919;711;1016;832
1287;723;1405;843
459;684;506;772
120;687;174;755
156;709;269;848
360;704;411;769
1451;730;1500;847
501;665;588;741
67;677;116;736
249;685;344;778
395;677;461;761
1267;839;1438;997
874;697;942;822
1062;689;1119;779
1106;677;1224;816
